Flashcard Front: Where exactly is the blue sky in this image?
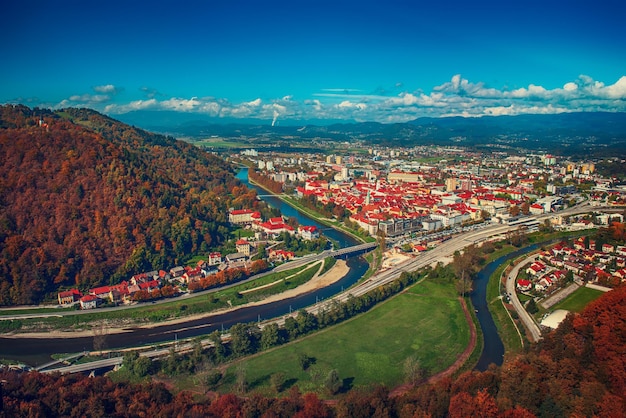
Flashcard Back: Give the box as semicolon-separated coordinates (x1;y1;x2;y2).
2;0;626;123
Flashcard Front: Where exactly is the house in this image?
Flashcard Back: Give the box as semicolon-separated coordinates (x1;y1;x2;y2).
254;216;295;236
138;279;160;292
202;265;218;277
563;261;584;275
226;252;247;263
298;225;320;240
127;284;141;296
535;276;554;291
268;249;295;262
517;279;532;292
602;243;615;253
236;239;251;256
109;282;129;302
229;209;262;224
529;203;545;215
80;294;99;310
208;252;222;266
526;261;546;276
89;285;112;300
169;266;185;278
574;237;586;250
181;267;203;284
58;289;82;305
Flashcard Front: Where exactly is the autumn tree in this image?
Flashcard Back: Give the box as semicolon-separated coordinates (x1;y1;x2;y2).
403;355;425;385
325;369;342;395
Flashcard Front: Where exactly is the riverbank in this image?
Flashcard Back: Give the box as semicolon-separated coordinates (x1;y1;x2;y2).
2;260;349;340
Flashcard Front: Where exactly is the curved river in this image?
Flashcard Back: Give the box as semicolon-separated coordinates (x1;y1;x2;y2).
0;169;367;367
471;243;539;371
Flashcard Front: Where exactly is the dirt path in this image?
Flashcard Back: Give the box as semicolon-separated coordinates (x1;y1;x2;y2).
389;297;477;398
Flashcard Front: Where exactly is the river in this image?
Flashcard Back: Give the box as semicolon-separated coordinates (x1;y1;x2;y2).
471;243;539;371
0;169;367;367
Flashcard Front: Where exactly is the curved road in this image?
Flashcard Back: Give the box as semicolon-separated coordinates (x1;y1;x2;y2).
504;254;543;342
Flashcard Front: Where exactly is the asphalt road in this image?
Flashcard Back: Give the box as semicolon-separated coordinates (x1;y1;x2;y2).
504;254;543;342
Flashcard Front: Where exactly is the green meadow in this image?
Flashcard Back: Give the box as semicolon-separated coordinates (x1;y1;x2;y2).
215;278;469;394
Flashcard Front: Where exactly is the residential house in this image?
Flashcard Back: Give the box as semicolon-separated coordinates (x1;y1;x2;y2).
208;252;222;266
268;249;295;262
226;252;247;263
138;279;160;292
181;267;203;284
602;243;615;253
526;261;546;276
229;209;262;225
254;217;295;236
58;289;82;305
236;239;251;256
529;203;545;215
169;266;185;279
298;225;320;240
517;279;532;292
80;295;99;310
535;276;554;291
89;285;112;301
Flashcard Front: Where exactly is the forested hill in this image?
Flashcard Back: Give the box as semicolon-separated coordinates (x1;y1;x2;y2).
0;105;258;305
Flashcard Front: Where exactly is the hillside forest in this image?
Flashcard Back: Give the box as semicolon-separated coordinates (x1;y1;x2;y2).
0;105;259;305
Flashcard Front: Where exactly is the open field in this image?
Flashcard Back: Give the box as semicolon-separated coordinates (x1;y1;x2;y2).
551;286;604;313
185;138;251;149
210;278;469;395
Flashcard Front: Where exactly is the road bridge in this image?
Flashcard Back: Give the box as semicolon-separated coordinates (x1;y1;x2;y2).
35;351;89;372
330;242;378;258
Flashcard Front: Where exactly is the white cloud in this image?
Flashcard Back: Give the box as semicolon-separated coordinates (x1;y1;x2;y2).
321;88;362;92
68;94;111;103
93;84;119;94
596;75;626;99
337;100;366;110
66;74;626;124
563;82;578;92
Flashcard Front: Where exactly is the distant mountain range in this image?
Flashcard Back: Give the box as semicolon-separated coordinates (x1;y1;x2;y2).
116;111;626;157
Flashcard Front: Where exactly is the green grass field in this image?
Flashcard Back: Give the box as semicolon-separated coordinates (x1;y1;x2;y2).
552;286;604;313
212;277;469;395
